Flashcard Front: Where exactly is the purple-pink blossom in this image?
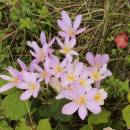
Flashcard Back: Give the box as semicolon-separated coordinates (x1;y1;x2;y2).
57;10;85;38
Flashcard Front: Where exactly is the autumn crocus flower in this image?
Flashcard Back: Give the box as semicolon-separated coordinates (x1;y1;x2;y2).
61;86;102;120
86;52;109;69
56;36;78;62
77;66;93;89
17;59;38;72
57;10;85;38
115;32;128;49
17;71;40;100
88;64;112;87
34;58;52;84
49;56;67;78
0;67;22;92
27;31;55;62
61;61;83;86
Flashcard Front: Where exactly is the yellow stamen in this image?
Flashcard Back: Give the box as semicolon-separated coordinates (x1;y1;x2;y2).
55;64;63;73
67;73;75;81
90;71;101;80
76;96;86;105
63;46;71;54
79;79;86;86
29;83;36;91
94;93;102;102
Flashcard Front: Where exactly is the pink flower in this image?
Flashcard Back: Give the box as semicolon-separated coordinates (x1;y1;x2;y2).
77;65;93;89
17;59;38;72
49;55;67;78
17;71;40;100
0;67;22;92
49;77;62;93
34;58;52;84
87;88;108;105
86;52;109;69
56;36;78;62
88;64;112;87
61;61;83;86
57;10;85;38
27;31;55;62
61;86;102;120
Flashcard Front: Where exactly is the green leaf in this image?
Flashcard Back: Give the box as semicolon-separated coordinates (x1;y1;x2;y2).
20;17;31;29
80;124;93;130
122;105;130;127
15;123;32;130
88;111;111;125
38;6;49;18
37;119;52;130
1;90;31;120
39;100;72;122
0;120;13;130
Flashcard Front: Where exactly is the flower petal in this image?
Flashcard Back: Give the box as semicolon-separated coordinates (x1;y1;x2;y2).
73;15;82;30
57;20;67;32
78;105;88;120
86;52;95;66
17;59;28;71
76;28;85;34
0;75;12;81
0;83;14;93
40;31;46;44
62;102;79;115
87;101;101;114
61;10;72;27
20;90;32;100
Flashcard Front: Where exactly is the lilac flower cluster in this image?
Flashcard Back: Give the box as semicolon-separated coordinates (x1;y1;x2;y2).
0;11;112;120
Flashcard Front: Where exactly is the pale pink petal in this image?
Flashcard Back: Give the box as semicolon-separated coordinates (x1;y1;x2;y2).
56;37;64;48
73;15;82;30
0;83;14;93
61;10;72;27
16;82;28;89
29;59;39;72
95;54;102;65
78;105;88;120
29;41;40;53
57;20;68;32
33;84;40;97
86;52;95;66
66;54;73;62
20;90;32;100
40;31;46;44
76;28;86;35
87;102;101;114
30;50;37;58
70;50;78;56
48;37;55;47
101;54;109;65
58;31;67;37
35;64;43;73
0;75;12;81
22;71;36;83
62;102;79;115
69;38;76;48
17;59;27;71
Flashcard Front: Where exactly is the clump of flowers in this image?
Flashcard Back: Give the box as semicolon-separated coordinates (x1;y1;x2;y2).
0;11;112;120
